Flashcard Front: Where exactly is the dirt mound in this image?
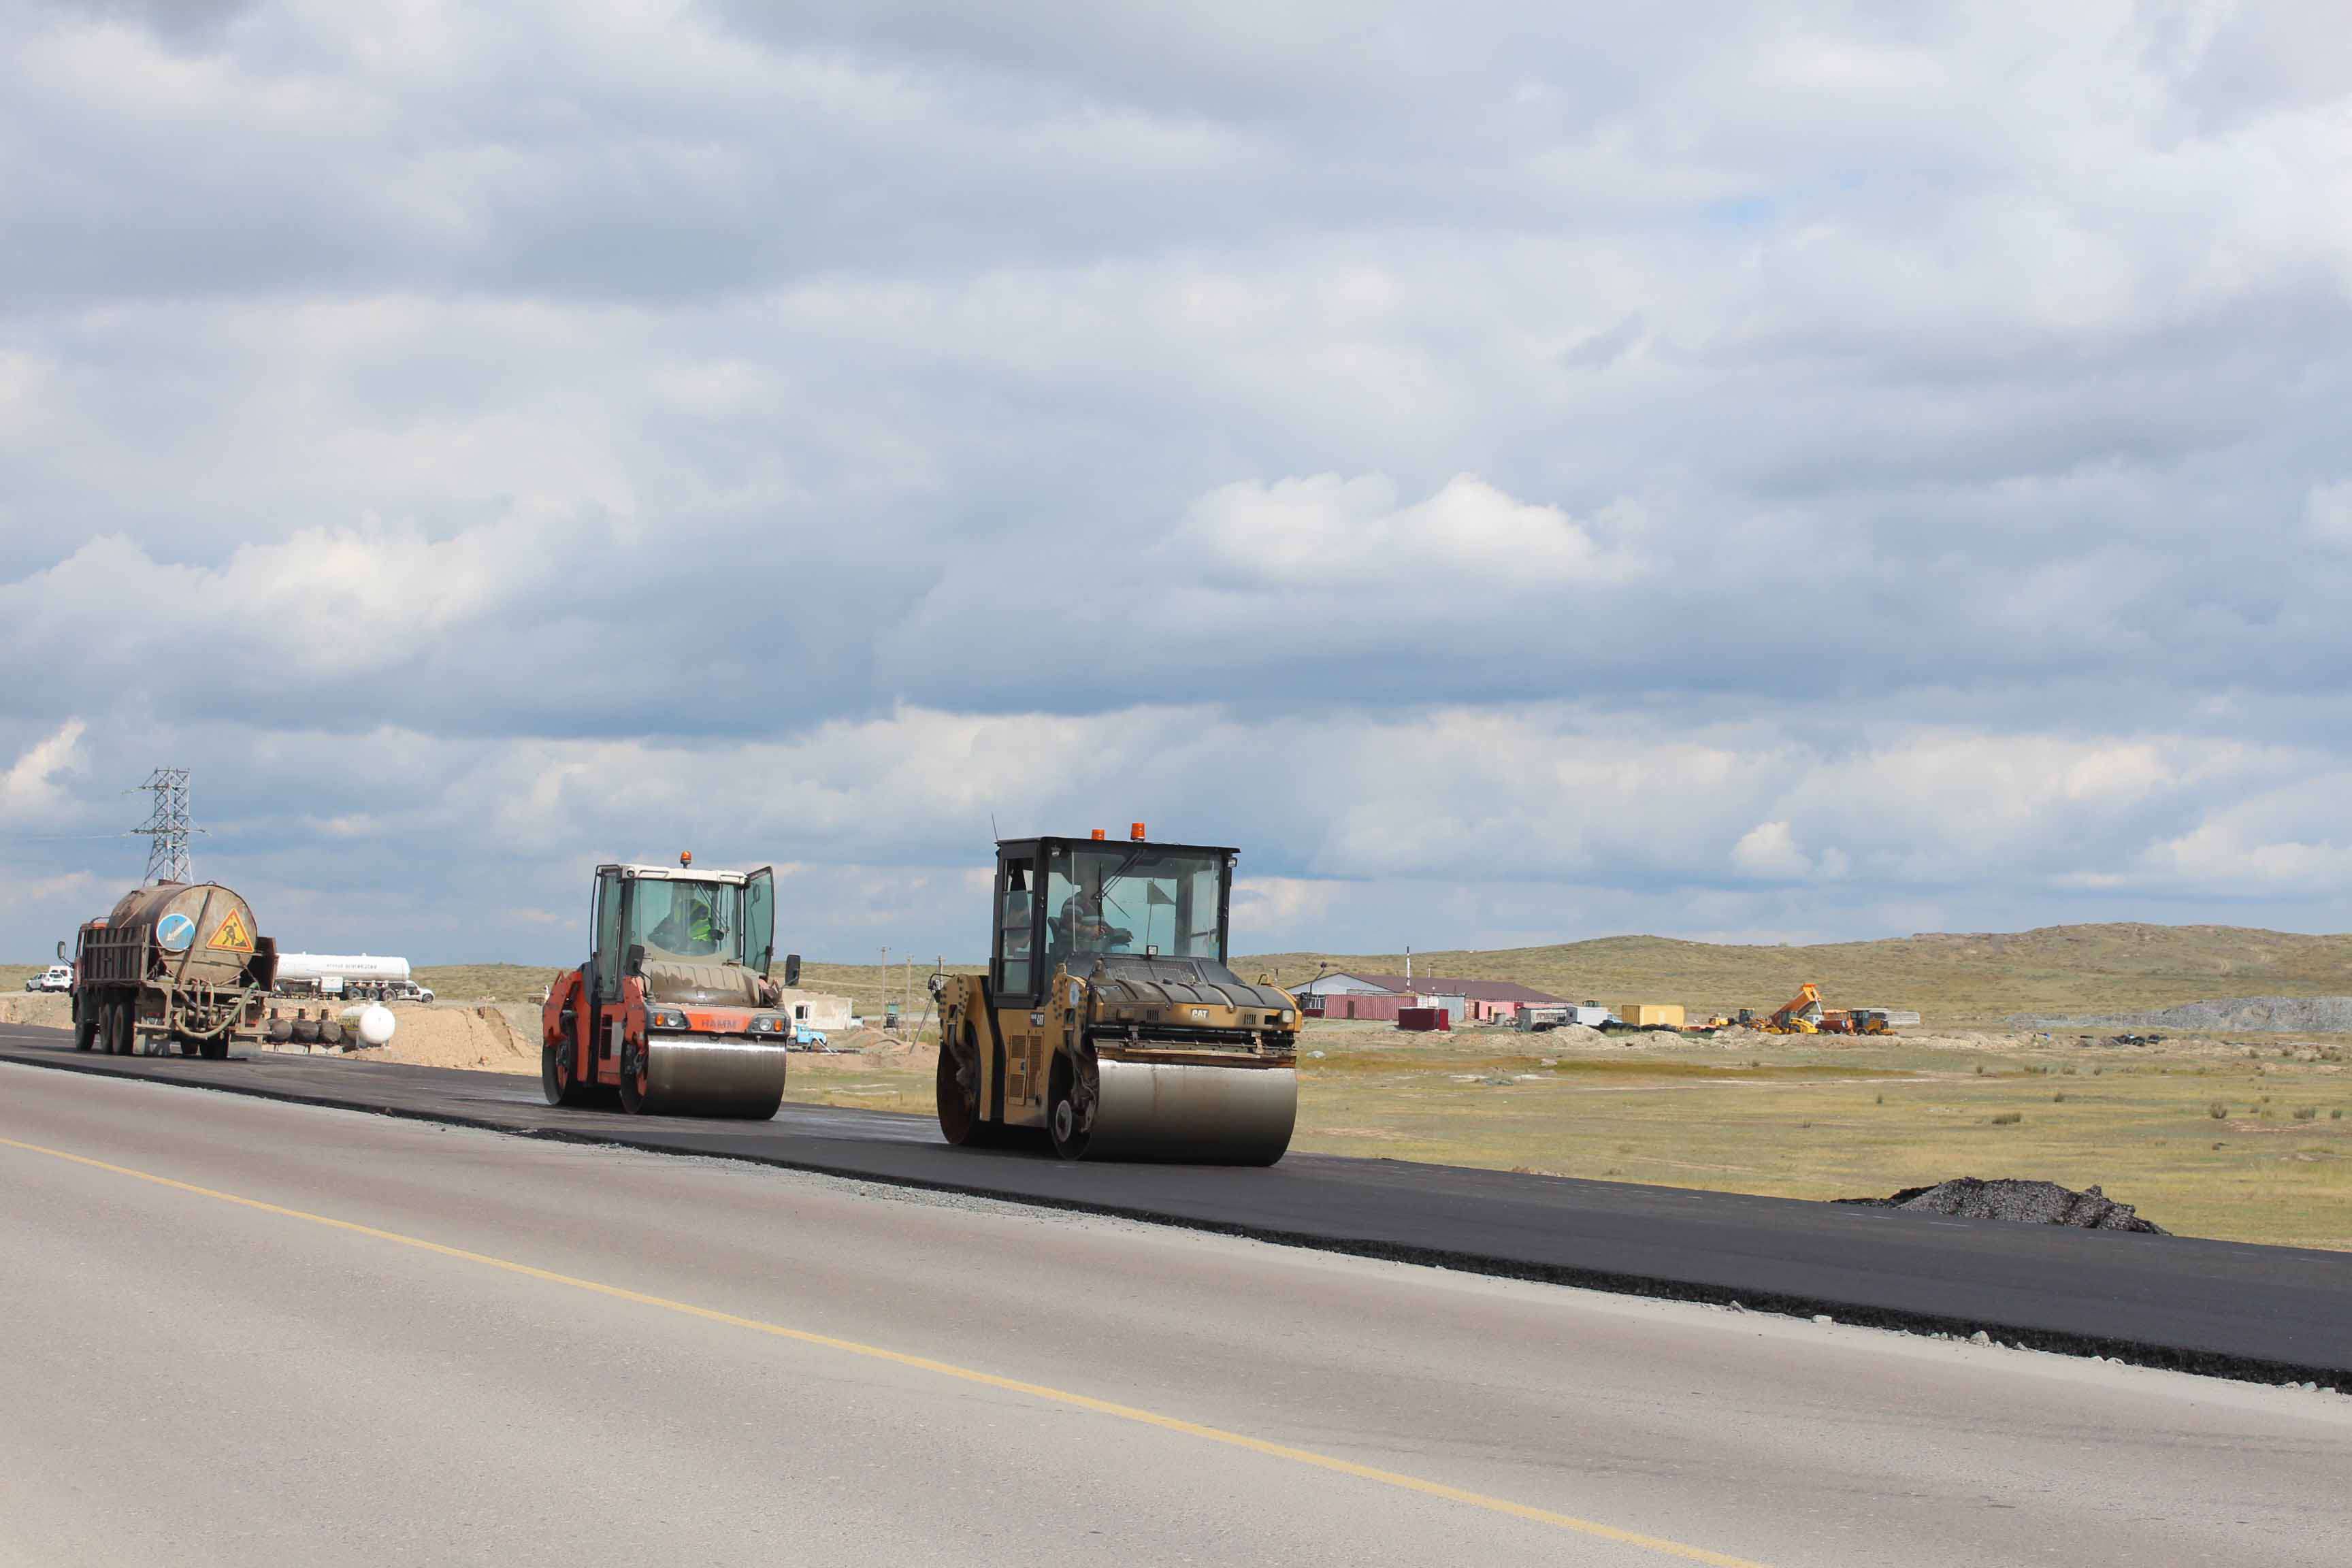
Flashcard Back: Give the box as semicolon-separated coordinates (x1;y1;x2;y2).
0;994;73;1029
261;1002;538;1075
1836;1177;2166;1234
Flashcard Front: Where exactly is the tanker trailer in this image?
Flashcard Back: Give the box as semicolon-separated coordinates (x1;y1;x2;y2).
65;882;280;1060
932;828;1298;1164
273;951;412;998
540;855;800;1117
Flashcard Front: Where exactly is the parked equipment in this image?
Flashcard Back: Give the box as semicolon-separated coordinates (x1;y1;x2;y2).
65;883;280;1059
932;828;1299;1164
540;855;800;1118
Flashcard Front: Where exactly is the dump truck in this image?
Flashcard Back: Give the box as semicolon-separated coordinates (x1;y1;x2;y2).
64;881;280;1058
1739;983;1826;1034
932;828;1299;1163
540;854;800;1118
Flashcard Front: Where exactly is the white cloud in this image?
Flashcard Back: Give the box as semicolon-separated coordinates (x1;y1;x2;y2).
1732;821;1812;879
2308;480;2352;546
0;720;87;819
0;868;98;906
1171;473;1644;590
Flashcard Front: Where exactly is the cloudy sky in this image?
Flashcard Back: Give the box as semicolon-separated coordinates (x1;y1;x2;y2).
4;1;2350;965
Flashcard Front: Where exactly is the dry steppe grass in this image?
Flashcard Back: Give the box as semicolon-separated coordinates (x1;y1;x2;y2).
19;924;2351;1248
1246;922;2352;1026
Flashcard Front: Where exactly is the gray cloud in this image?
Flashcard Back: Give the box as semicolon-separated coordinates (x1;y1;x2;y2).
3;1;2351;962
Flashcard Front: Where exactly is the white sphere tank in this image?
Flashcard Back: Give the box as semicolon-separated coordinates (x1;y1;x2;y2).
338;1004;397;1047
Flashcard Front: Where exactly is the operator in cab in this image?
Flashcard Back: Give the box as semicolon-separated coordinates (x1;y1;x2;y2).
649;889;723;957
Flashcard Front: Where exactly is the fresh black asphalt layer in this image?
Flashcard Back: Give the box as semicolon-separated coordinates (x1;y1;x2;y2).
5;1024;2347;1386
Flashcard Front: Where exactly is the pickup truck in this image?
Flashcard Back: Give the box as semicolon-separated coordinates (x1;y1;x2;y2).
25;964;74;994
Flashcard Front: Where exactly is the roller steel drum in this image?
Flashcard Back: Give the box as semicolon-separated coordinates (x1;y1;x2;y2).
1084;1058;1296;1164
642;1035;788;1118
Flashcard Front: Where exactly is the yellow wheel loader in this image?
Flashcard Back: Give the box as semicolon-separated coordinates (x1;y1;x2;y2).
931;828;1300;1164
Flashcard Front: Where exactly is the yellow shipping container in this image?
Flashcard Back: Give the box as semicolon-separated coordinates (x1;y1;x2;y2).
1615;1002;1686;1028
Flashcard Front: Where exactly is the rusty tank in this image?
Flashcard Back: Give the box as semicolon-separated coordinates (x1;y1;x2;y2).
66;881;279;1060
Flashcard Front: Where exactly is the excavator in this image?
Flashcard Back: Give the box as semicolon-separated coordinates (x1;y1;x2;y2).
540;853;801;1117
931;826;1299;1163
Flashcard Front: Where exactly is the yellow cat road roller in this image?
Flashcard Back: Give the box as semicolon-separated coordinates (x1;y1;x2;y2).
541;855;802;1118
932;828;1300;1164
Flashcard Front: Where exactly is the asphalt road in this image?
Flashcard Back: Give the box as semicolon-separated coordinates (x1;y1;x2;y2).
3;1062;2347;1567
5;1024;2351;1384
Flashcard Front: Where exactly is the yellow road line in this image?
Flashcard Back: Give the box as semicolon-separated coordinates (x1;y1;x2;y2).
0;1130;1768;1567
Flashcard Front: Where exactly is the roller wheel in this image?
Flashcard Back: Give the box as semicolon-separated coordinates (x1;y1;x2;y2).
73;1002;95;1052
619;1046;653;1116
542;1041;591;1108
936;1026;981;1145
1048;1058;1091;1162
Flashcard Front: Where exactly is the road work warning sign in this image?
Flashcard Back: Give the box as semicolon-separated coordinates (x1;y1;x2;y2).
208;909;254;953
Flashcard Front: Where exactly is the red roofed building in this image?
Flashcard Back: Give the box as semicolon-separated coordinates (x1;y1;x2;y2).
1295;971;1564;1024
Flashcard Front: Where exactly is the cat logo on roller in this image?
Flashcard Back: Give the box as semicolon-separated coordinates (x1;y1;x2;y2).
207;909;255;953
930;826;1300;1164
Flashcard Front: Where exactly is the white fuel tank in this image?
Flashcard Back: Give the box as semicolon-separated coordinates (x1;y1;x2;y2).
277;953;412;987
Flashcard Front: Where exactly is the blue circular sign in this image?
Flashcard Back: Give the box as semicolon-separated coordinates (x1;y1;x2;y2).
156;913;195;953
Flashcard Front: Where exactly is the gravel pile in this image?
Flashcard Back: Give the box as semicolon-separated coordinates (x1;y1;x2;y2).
1835;1177;2167;1234
2008;996;2352;1033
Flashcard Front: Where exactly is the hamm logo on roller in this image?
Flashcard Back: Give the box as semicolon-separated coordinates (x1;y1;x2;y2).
207;909;255;953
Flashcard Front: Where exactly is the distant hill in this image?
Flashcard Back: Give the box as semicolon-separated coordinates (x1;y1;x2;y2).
338;924;2352;1030
1237;924;2352;1027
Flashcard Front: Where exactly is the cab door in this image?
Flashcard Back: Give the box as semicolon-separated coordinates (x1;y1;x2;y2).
745;866;776;977
992;850;1045;1122
589;866;625;1079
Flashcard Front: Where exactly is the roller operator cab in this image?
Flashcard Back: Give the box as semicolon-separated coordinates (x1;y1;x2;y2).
540;857;802;1119
932;832;1301;1164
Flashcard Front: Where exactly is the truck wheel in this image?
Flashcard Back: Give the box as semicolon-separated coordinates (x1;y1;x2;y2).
200;1035;229;1062
108;999;135;1056
74;1002;95;1052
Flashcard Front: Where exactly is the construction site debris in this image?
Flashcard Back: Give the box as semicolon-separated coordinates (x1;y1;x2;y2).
1835;1177;2167;1234
2009;996;2352;1034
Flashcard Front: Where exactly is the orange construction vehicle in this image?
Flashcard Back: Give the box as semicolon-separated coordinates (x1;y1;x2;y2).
540;853;801;1118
